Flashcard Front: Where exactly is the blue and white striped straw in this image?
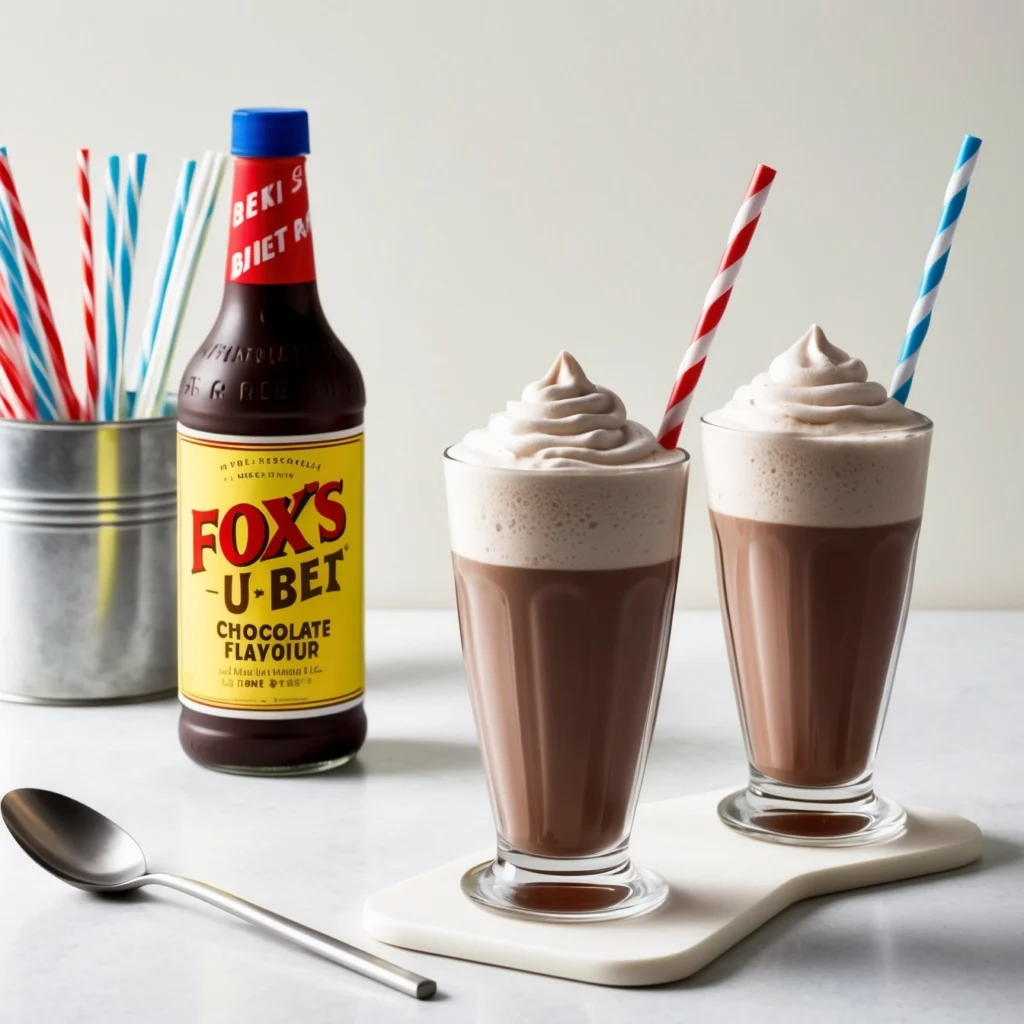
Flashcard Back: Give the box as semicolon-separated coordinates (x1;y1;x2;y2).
0;197;59;419
100;155;120;421
137;158;194;391
889;134;982;405
114;152;147;419
135;151;227;419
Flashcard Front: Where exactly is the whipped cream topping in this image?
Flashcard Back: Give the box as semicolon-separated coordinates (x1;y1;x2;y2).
706;325;921;434
450;351;678;469
702;325;932;527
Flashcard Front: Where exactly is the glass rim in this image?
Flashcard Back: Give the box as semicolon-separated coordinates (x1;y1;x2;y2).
443;444;690;474
698;413;933;441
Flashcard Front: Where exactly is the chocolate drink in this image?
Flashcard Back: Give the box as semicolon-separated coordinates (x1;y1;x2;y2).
445;351;687;918
177;109;366;774
703;325;932;844
452;555;680;858
710;513;921;788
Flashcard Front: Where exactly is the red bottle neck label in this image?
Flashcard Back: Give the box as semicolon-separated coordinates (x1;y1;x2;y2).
225;157;316;285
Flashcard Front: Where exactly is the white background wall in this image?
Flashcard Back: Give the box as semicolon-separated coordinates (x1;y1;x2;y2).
2;0;1020;607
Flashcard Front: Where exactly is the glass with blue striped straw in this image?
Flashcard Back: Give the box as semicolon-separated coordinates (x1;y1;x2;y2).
702;324;936;848
890;134;982;404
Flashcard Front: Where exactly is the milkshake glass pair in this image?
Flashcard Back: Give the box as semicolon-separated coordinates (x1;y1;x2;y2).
445;334;931;921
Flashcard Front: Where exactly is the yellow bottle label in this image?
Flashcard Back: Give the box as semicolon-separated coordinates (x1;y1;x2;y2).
177;426;364;718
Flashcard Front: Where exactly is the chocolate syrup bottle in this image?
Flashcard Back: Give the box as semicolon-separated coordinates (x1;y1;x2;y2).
176;108;366;774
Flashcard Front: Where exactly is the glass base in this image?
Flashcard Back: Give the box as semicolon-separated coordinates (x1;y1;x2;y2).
461;851;668;922
719;780;907;848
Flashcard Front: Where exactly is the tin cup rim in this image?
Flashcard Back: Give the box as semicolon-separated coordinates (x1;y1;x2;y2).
0;415;176;434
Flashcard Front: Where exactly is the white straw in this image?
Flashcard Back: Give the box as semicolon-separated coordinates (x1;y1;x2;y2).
135;152;226;419
135;158;195;398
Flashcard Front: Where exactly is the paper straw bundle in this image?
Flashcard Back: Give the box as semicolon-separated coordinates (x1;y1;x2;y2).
0;143;226;422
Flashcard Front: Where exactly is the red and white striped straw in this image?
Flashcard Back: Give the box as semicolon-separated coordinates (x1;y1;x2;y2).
77;149;98;420
657;164;776;449
0;349;32;418
0;270;36;418
0;151;80;420
0;388;14;419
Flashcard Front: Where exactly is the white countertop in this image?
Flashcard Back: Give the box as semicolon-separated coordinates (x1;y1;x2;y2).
1;611;1021;1023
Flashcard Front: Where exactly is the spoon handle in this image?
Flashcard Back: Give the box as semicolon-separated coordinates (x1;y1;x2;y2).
144;872;435;1000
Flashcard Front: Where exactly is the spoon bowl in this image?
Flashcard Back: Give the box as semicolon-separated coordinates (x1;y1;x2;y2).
1;788;436;1000
2;789;147;890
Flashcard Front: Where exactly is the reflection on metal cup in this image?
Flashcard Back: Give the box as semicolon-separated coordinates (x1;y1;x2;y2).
0;417;176;704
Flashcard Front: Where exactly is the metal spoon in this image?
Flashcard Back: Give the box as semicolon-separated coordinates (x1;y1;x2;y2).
1;788;436;1001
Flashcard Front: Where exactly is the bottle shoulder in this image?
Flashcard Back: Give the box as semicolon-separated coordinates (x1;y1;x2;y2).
177;285;365;436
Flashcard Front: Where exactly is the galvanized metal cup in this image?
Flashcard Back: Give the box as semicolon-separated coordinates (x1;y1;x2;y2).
0;418;176;704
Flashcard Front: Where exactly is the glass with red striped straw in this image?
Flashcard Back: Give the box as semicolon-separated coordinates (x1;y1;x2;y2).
657;164;776;450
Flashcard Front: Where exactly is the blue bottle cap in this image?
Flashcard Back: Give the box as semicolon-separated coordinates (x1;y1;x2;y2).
231;108;310;158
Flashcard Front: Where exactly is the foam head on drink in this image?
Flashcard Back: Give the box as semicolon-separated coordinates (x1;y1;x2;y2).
447;351;682;570
176;109;366;775
446;352;687;862
702;325;931;790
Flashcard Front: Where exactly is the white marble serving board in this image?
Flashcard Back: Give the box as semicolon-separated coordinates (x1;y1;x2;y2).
363;788;982;987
